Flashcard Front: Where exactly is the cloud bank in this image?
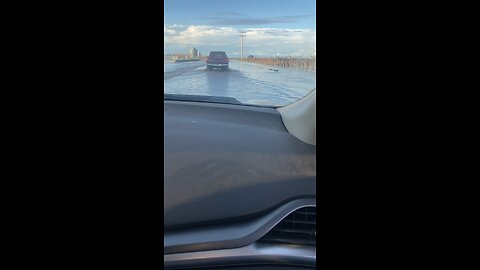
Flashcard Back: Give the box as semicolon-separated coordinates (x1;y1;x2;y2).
164;24;316;57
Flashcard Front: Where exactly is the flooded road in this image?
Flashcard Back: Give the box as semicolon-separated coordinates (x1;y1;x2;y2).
164;60;316;106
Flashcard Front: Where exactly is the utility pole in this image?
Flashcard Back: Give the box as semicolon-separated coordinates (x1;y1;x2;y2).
239;31;246;61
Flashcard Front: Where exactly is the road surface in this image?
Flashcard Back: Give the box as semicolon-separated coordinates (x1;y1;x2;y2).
164;60;316;106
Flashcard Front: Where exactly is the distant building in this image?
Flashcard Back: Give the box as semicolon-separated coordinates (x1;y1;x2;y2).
189;48;198;59
173;53;187;60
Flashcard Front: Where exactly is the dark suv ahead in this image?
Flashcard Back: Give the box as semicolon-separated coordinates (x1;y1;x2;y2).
206;51;229;71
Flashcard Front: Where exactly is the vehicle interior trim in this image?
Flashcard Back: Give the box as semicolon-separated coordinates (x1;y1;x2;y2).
164;198;316;254
164;242;316;269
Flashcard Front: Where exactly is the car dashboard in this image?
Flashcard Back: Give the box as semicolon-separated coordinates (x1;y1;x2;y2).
164;100;316;269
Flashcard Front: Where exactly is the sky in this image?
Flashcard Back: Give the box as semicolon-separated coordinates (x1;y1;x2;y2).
164;0;316;57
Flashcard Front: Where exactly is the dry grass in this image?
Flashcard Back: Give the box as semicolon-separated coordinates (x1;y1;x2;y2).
231;57;316;72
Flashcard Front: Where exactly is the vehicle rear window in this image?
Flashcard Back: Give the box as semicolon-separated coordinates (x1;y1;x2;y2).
210;52;227;57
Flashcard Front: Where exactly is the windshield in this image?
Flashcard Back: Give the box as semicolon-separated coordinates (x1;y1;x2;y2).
209;52;227;58
164;0;316;107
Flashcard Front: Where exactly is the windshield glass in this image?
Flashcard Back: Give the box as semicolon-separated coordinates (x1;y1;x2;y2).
209;52;227;57
164;0;316;107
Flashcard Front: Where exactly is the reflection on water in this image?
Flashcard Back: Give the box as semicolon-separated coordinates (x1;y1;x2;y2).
164;60;315;106
206;70;229;97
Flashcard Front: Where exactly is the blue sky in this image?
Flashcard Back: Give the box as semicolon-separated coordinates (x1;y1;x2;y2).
164;0;316;57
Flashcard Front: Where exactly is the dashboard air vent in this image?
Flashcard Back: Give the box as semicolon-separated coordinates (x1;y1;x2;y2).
260;207;316;246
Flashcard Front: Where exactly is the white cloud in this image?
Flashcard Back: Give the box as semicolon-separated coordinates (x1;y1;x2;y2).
164;24;316;57
164;25;238;46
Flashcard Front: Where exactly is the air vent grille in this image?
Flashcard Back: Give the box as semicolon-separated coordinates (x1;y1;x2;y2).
260;207;316;246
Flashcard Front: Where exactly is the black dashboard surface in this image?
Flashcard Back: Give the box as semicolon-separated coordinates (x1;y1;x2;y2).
164;101;316;229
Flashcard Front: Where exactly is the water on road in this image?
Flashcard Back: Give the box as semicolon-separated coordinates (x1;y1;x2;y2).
164;60;316;106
